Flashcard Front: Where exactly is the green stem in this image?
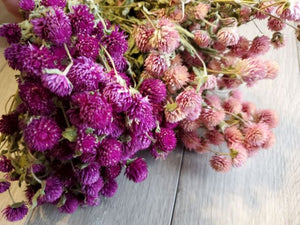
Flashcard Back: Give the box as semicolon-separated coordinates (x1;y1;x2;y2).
8;189;16;204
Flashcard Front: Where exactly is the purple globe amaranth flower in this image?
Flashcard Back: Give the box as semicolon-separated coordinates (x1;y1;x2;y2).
69;4;95;35
19;0;35;11
2;202;28;222
103;82;133;113
139;78;167;104
50;141;74;161
107;71;132;87
101;163;122;180
41;0;66;7
32;7;71;45
41;73;73;97
58;193;79;214
83;177;104;206
0;113;19;135
126;92;156;134
75;35;99;59
72;91;113;129
101;179;118;197
40;176;63;203
0;24;21;44
24;117;62;152
67;57;106;92
155;128;177;152
76;125;98;154
97;138;122;167
110;55;128;73
5;44;27;70
125;158;148;183
77;162;100;185
0;181;10;193
0;156;13;173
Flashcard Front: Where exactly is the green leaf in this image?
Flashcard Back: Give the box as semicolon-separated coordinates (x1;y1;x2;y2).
11;201;25;209
56;194;67;208
62;126;77;142
31;181;46;209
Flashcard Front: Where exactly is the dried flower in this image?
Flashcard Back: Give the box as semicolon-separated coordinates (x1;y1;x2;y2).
144;52;170;78
77;162;100;185
230;144;248;167
255;109;279;128
58;193;79;214
163;65;190;93
2;203;28;222
249;36;271;56
210;155;232;172
41;73;73;97
155;128;177;153
139;78;167;104
0;181;10;193
224;126;244;145
97;138;122;167
244;122;269;151
40;177;63;203
217;27;239;46
193;30;211;47
101;179;118;197
0;113;19;135
19;0;35;11
194;3;210;20
0;24;21;44
41;0;66;7
125;158;148;183
69;4;95;35
75;35;99;59
0;156;13;173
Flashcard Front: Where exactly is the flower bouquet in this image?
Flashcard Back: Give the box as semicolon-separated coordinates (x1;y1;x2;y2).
0;0;298;222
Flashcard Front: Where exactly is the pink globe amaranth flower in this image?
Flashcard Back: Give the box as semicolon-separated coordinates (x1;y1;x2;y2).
67;57;105;92
205;129;224;145
204;94;222;109
97;138;122;167
243;122;269;151
164;102;186;123
101;179;118;197
2;203;28;222
230;89;243;101
0;156;13;173
199;75;217;91
178;130;205;152
0;181;10;193
163;65;190;93
224;126;244;145
210;155;232;172
193;30;211;47
268;17;286;31
101;164;122;180
103;82;133;113
83;177;104;206
181;50;205;67
255;109;279;128
255;1;274;19
194;3;210;20
234;58;267;86
176;88;202;121
277;1;300;21
41;73;73;97
69;4;95;35
77;162;100;185
75;35;99;60
139;78;167;104
200;108;226;130
134;25;154;52
217;27;239;46
19;0;35;11
240;6;251;23
32;7;71;45
24;117;62;152
179;119;201;132
41;0;66;7
125;158;148;183
145;52;170;78
265;60;279;79
249;36;271;56
59;193;79;214
213;41;227;52
0;113;19;135
242;101;256;117
149;18;180;53
72;91;113;129
229;36;250;58
40;176;63;203
155;128;177;153
223;97;242;114
262;131;276;149
0;24;21;44
229;143;248;167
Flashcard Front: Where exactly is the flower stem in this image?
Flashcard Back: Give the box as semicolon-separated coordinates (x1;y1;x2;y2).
8;189;16;204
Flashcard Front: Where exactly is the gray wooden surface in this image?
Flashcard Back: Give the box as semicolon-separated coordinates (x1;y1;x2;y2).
0;3;300;225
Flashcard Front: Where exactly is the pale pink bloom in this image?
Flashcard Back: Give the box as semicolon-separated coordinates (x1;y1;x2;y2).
267;17;286;31
179;119;201;132
277;0;300;21
149;18;180;53
204;94;221;108
242;102;256;120
200;75;217;92
255;109;279;128
229;36;250;57
243;122;269;150
144;51;170;78
262;131;276;149
223;97;242;114
193;30;211;47
217;27;239;46
164;103;186;123
229;143;248;167
169;8;187;22
265;60;279;79
213;41;227;52
180;50;205;67
178;130;203;152
208;58;222;71
249;36;271;56
176;88;202;121
210;155;232;172
200;108;225;130
256;1;275;19
224;126;244;145
194;3;210;20
240;6;251;23
163;65;190;93
171;54;183;66
221;55;238;67
230;89;242;101
220;76;243;89
134;25;154;52
206;129;224;145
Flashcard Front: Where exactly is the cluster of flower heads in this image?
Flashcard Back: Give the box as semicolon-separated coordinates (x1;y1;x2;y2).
0;0;178;222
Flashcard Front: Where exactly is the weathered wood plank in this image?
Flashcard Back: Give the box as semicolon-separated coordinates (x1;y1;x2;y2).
171;24;300;225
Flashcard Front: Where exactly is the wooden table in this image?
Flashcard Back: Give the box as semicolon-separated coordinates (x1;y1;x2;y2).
0;4;300;225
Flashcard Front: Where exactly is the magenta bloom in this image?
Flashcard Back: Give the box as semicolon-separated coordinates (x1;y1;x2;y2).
0;156;13;173
0;24;21;44
76;35;99;59
139;78;167;104
83;177;104;206
97;138;122;167
40;177;63;203
76;126;98;154
2;203;28;222
24;117;62;151
125;158;148;183
210;155;232;172
67;57;105;92
32;7;71;45
101;179;118;197
69;4;95;35
155;128;177;152
59;193;79;214
5;44;24;70
77;162;100;185
101;164;122;180
0;113;19;135
19;0;35;11
72;91;113;129
41;73;73;97
0;181;10;193
41;0;66;7
249;36;271;56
